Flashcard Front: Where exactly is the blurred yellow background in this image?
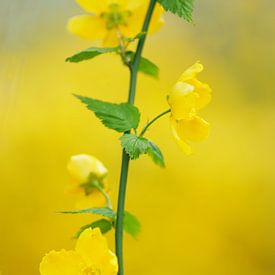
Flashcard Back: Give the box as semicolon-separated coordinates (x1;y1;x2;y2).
1;0;275;274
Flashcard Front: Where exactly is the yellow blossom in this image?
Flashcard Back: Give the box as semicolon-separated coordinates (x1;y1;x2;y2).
67;154;108;182
40;228;118;275
68;0;164;46
67;154;109;209
167;62;211;155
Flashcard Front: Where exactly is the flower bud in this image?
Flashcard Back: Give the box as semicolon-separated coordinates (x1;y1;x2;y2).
67;154;108;183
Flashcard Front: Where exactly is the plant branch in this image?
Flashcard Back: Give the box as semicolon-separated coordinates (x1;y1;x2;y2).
115;1;157;275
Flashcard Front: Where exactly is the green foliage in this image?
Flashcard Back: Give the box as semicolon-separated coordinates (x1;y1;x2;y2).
123;211;141;238
66;47;119;63
126;51;159;78
75;95;140;132
147;141;165;167
60;207;116;220
138;56;159;78
120;134;149;159
120;134;165;167
74;219;113;238
62;207;141;238
157;0;194;22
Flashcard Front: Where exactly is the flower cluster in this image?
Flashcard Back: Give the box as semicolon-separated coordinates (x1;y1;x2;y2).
168;62;212;154
68;0;164;46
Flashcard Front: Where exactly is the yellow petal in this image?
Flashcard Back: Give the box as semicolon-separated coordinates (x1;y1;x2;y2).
148;3;165;34
67;154;108;183
124;0;144;11
167;82;197;120
178;62;204;82
121;2;164;38
76;228;109;267
103;30;119;47
76;0;140;14
67;15;106;40
171;118;192;155
101;251;119;275
74;190;106;210
40;249;83;275
177;116;210;142
187;78;212;110
76;0;109;14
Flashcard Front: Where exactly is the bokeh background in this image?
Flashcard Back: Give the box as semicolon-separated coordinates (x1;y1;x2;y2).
1;0;275;274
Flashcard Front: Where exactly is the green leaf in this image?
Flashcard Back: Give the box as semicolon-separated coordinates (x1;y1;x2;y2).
147;141;165;168
126;51;159;78
138;56;159;78
60;207;116;220
66;47;119;63
120;134;165;167
75;95;140;132
120;134;149;159
157;0;194;22
123;211;141;238
62;207;141;239
74;219;113;239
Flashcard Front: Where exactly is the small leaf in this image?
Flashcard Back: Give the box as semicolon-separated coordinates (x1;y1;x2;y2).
157;0;194;22
66;47;119;63
123;211;141;238
120;134;149;159
75;95;140;132
120;134;165;167
74;219;113;238
126;51;159;78
60;207;116;220
138;57;159;78
147;141;165;168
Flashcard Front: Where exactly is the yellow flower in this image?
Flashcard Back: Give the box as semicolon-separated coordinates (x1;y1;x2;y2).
167;62;212;155
67;154;108;183
68;0;164;46
40;228;118;275
67;154;109;209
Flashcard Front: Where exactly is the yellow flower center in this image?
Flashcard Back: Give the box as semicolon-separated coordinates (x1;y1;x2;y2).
100;3;131;30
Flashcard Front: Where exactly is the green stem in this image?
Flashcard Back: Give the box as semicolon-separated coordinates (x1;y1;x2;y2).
115;1;157;274
139;109;171;137
96;185;113;209
87;179;113;209
128;0;157;104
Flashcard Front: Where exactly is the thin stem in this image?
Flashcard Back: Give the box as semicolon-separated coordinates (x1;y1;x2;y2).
140;109;171;137
115;1;157;275
97;185;113;209
90;179;113;209
115;150;129;272
128;0;157;104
